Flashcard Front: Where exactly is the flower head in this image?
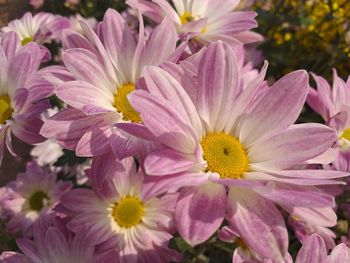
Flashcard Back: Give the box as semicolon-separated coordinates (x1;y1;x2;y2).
60;155;180;262
128;0;263;46
124;41;347;260
41;8;179;158
0;32;53;167
1;162;72;236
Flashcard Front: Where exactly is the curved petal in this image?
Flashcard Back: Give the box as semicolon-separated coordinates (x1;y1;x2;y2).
295;234;327;263
238;70;309;146
227;187;288;261
197;41;239;131
56;81;115;114
144;149;198;176
249;123;336;170
128;90;198;153
175;183;226;246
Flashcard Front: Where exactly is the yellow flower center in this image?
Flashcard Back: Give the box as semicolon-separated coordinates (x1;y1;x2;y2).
0;95;13;124
114;83;141;123
201;133;249;179
21;37;33;46
112;195;144;228
180;11;196;25
340;128;350;141
29;191;49;211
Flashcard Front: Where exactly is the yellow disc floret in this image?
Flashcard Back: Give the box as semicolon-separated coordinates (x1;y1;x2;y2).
201;133;249;179
340;128;350;141
21;37;33;46
28;190;49;211
180;11;196;25
0;95;13;124
114;83;142;123
112;195;144;228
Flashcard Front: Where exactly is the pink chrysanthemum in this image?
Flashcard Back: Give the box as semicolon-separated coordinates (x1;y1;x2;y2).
41;8;180;158
0;214;117;263
0;32;53;166
127;0;262;46
1;12;69;46
123;41;347;261
59;155;180;263
307;70;350;172
1;162;72;236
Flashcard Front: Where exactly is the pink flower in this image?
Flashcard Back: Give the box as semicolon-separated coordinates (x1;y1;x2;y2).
307;70;350;172
122;41;347;261
295;233;350;263
41;8;180;158
1;12;70;45
0;32;54;166
59;155;181;263
0;214;118;263
1;162;72;236
127;0;262;46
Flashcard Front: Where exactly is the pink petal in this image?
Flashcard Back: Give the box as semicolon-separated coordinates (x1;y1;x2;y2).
295;234;327;263
175;183;226;246
197;41;239;130
227;187;288;261
56;80;115;114
129;90;198;153
239;70;309;146
250;123;336;170
144;149;198;176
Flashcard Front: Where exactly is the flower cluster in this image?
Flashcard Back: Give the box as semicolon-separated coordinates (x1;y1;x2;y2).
0;0;350;262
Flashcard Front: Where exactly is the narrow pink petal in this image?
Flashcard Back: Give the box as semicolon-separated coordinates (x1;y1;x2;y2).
295;234;327;263
62;48;113;91
56;81;115;114
227;187;288;261
144;149;198;176
175;183;226;246
129;90;198;153
143;66;202;134
1;32;20;61
100;8;136;74
239;70;309;145
126;0;165;23
197;41;239;130
76;125;113;157
249;123;336;170
139;18;177;72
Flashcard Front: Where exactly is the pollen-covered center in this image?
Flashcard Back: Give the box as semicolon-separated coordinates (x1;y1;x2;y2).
21;36;33;46
201;133;249;179
29;191;50;211
112;195;144;228
0;95;13;124
114;83;141;123
340;128;350;141
180;11;196;25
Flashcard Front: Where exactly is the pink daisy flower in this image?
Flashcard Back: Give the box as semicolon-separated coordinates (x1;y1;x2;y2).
0;214;118;263
59;155;181;263
123;41;347;261
127;0;262;46
1;12;69;46
1;162;72;236
41;8;180;158
0;32;53;166
307;71;350;172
